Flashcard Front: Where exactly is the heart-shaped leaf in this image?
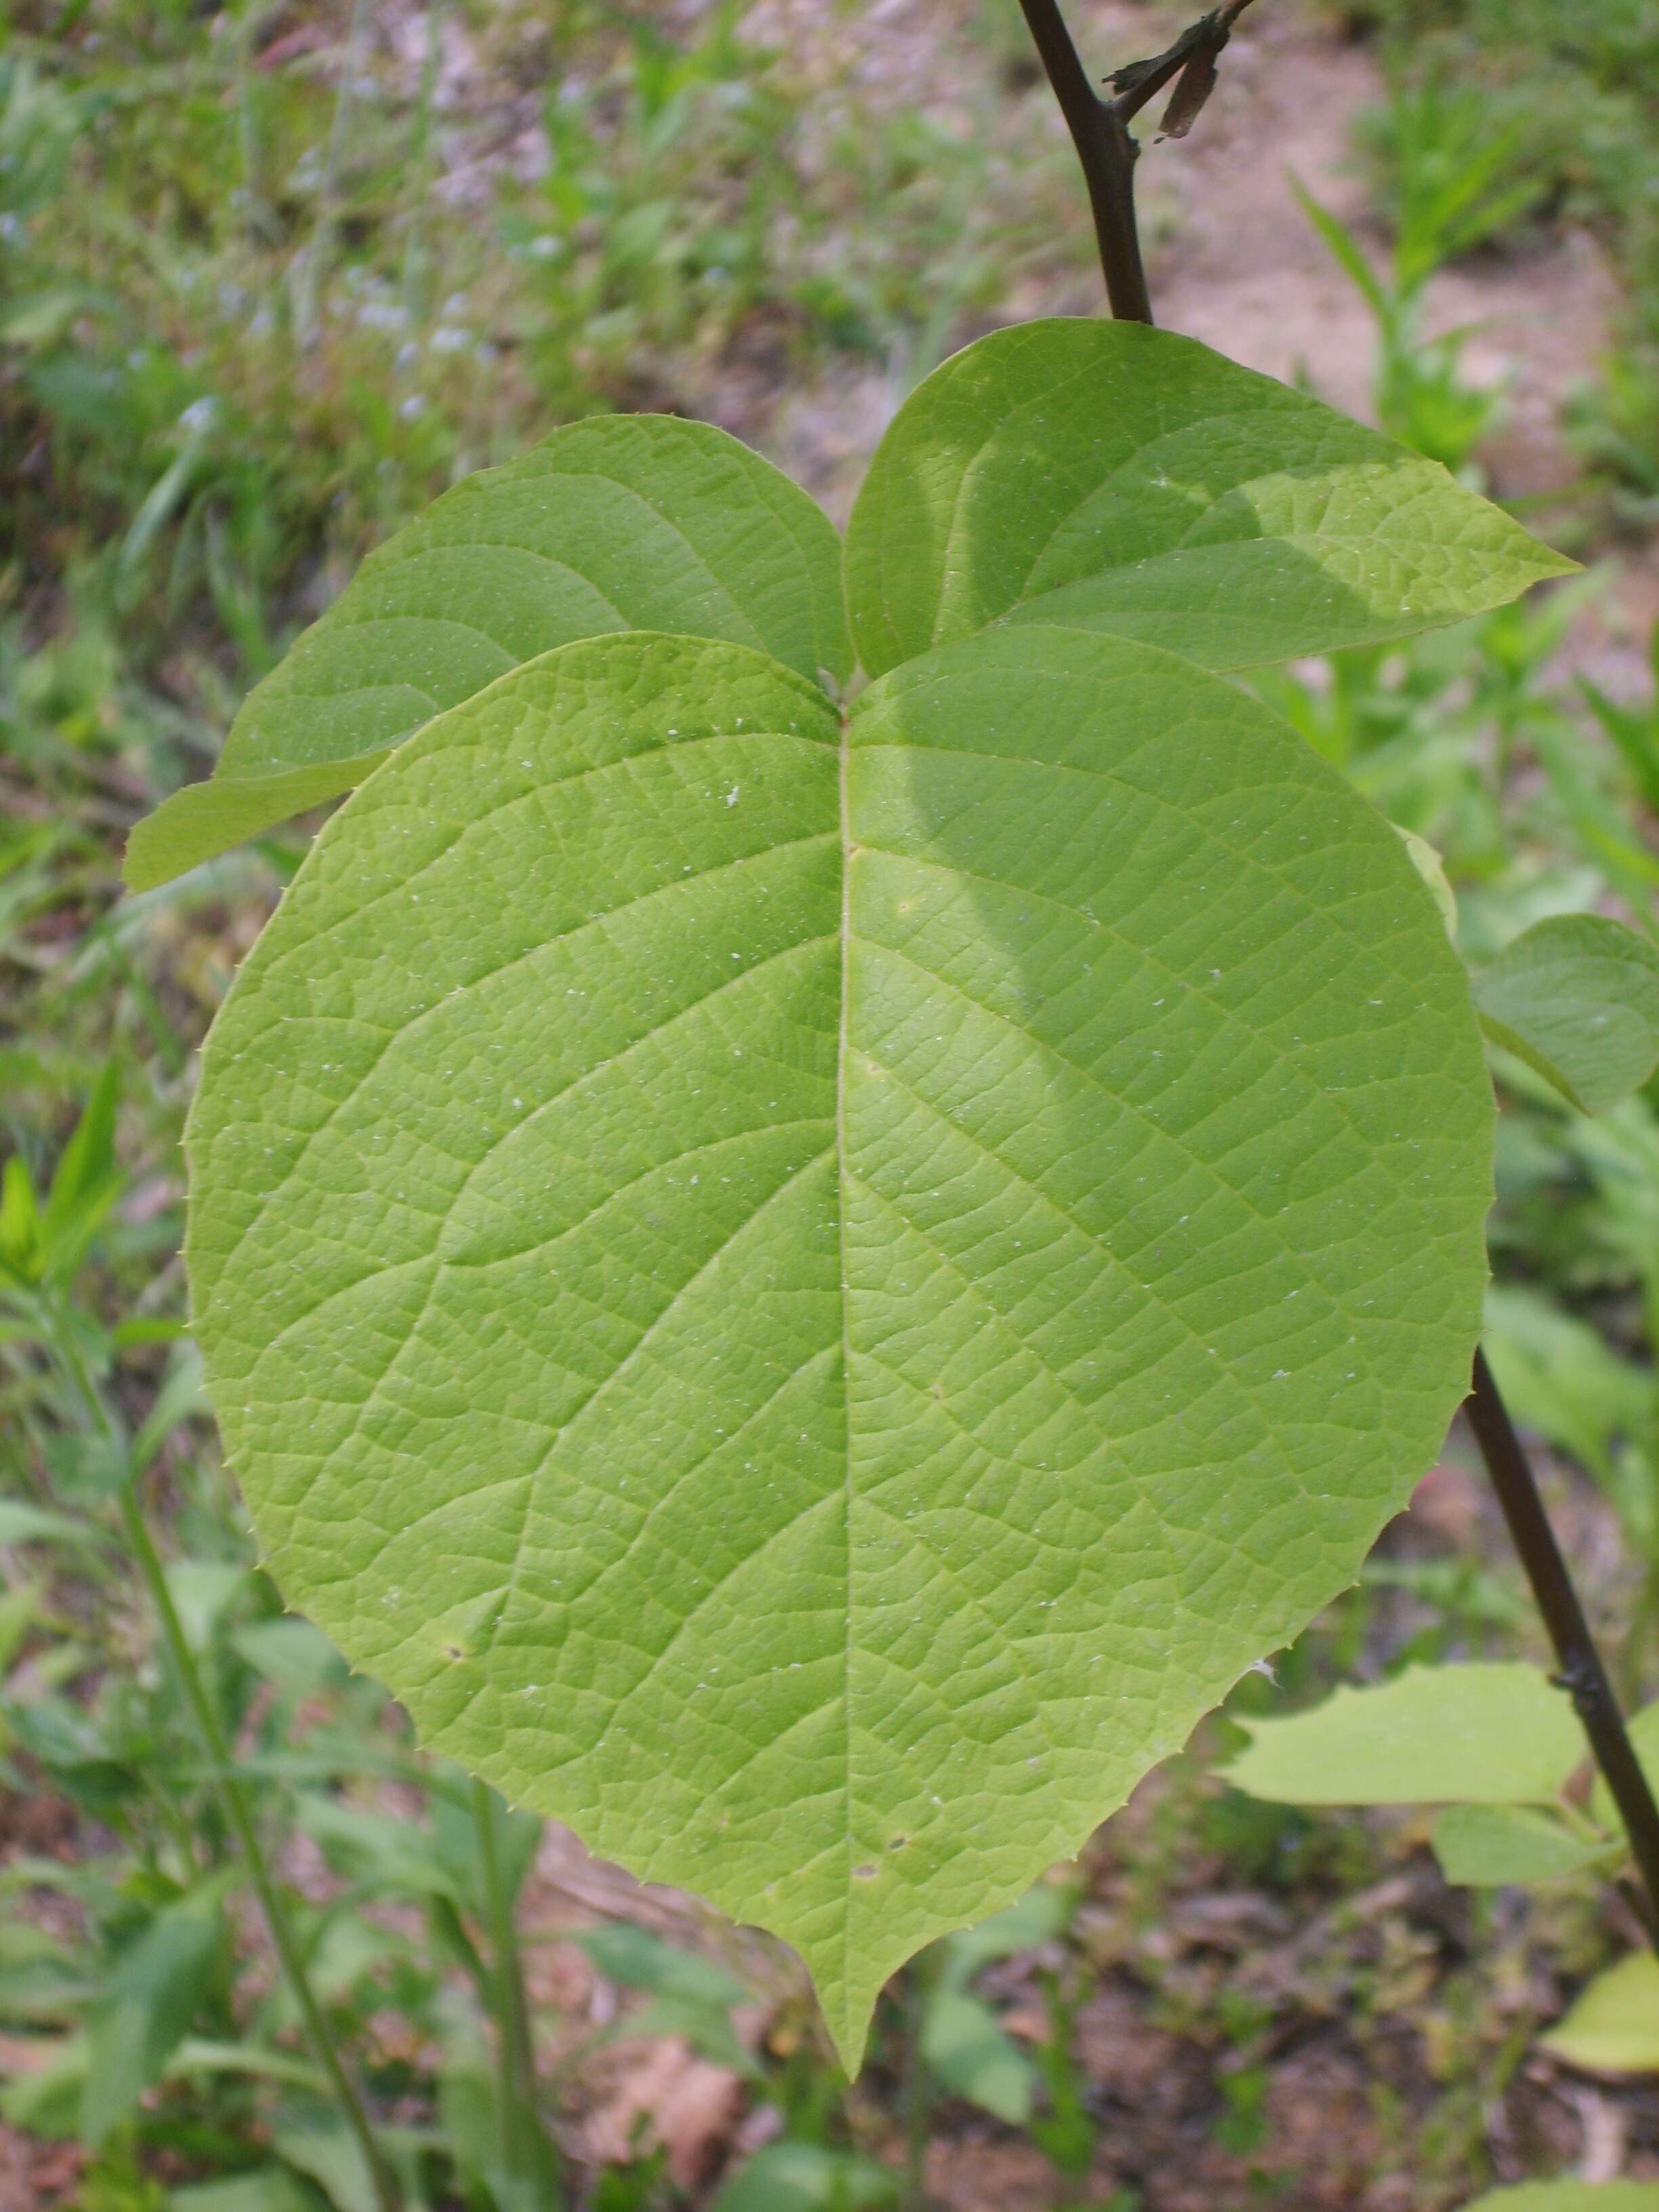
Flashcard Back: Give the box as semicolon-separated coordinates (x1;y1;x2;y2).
844;319;1574;679
1473;914;1659;1115
187;623;1491;2064
125;415;850;890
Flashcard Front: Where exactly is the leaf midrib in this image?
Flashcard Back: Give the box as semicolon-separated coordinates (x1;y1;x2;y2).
835;701;857;2000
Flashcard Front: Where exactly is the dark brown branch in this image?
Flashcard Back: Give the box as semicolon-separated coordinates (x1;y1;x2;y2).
1015;0;1149;323
1466;1349;1659;1948
1015;0;1258;323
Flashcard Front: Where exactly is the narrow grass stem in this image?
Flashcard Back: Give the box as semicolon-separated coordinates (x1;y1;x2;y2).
291;0;376;346
899;1954;937;2212
400;0;444;326
470;1777;558;2197
119;1488;404;2212
1621;1560;1659;1709
49;1315;403;2212
1467;1349;1659;1948
230;0;281;245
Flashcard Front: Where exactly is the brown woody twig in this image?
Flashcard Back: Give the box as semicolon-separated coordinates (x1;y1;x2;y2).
1466;1351;1659;1949
1015;0;1258;321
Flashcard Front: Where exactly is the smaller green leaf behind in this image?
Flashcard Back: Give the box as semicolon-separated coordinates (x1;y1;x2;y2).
1591;1700;1659;1837
713;2143;899;2211
123;758;394;903
125;415;851;888
1462;2188;1659;2211
1540;1953;1659;2074
918;1885;1070;2125
1397;826;1458;937
1431;1804;1619;1886
1221;1663;1584;1806
82;1885;226;2143
1481;1284;1650;1494
921;1990;1036;2125
843;319;1574;680
1473;914;1659;1115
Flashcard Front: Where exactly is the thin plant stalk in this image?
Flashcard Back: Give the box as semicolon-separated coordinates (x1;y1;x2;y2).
401;0;444;327
899;1957;936;2212
1466;1350;1659;1948
470;1776;560;2198
48;1310;403;2212
1014;0;1148;323
230;0;280;245
291;0;377;346
1014;0;1258;323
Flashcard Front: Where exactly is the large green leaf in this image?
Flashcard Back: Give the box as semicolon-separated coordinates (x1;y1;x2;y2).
843;320;1574;680
1473;914;1659;1116
1221;1664;1584;1807
125;415;851;890
186;623;1491;2066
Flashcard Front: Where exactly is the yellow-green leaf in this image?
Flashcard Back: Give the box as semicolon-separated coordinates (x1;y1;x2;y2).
187;625;1492;2066
844;320;1574;680
1431;1804;1619;1886
125;415;851;890
1540;1954;1659;2075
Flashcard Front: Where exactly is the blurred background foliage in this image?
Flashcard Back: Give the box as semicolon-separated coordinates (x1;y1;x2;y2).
7;0;1659;2207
